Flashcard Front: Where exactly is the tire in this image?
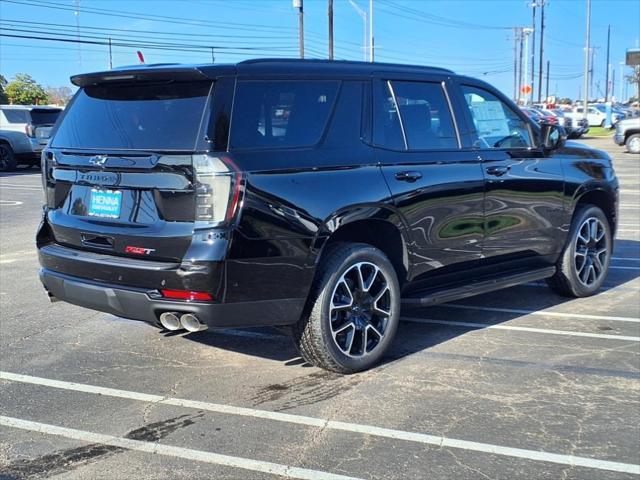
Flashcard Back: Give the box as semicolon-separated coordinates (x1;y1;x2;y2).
293;242;400;374
600;119;606;128
547;205;612;297
0;143;17;172
626;133;640;154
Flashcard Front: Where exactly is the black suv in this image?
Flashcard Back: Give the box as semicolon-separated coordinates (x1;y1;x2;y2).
38;60;619;373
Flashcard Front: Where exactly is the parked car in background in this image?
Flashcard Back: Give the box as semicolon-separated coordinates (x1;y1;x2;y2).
0;105;62;171
614;117;640;154
569;105;623;127
540;108;578;138
37;60;619;373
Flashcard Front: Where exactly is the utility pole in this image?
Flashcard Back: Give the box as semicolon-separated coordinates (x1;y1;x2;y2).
328;0;334;60
513;27;519;100
530;3;536;102
537;0;545;103
293;0;304;59
545;60;550;101
523;28;533;105
583;0;591;118
108;37;112;69
604;24;611;101
518;28;524;103
369;0;374;62
611;67;616;101
619;61;625;101
74;0;81;66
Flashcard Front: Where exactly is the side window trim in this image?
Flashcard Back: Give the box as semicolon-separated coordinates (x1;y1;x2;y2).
386;80;408;150
460;83;537;151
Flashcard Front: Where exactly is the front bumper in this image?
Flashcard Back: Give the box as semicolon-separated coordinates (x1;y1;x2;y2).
613;133;625;146
40;268;304;328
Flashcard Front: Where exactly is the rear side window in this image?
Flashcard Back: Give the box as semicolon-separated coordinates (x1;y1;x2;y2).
230;80;339;149
373;80;458;150
29;109;62;125
51;81;212;151
1;110;29;124
392;81;458;150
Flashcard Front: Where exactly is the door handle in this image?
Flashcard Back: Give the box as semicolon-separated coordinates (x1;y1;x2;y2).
394;171;422;182
485;166;510;177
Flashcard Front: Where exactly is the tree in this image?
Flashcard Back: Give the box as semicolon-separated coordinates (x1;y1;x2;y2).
625;65;640;103
0;75;8;104
45;86;74;105
4;74;48;105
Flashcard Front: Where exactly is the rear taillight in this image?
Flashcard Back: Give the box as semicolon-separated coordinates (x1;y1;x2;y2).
25;125;36;137
193;154;243;227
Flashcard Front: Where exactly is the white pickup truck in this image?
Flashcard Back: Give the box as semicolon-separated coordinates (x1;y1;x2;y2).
564;105;624;127
0;105;62;171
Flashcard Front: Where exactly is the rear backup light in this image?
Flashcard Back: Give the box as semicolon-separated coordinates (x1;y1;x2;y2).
160;289;214;301
193;154;243;227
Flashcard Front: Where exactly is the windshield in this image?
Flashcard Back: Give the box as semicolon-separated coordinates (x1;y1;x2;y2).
52;81;212;151
30;109;62;125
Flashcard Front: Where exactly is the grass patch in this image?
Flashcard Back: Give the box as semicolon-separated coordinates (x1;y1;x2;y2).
587;126;615;137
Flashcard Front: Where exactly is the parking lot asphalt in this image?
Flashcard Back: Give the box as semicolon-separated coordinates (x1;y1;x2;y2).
1;137;639;480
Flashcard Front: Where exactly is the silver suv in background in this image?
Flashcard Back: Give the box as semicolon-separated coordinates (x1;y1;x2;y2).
0;105;62;171
614;117;640;154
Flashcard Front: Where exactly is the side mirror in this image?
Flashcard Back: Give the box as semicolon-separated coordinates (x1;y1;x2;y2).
540;123;567;150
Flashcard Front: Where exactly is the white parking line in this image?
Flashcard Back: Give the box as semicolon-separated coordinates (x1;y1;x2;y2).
402;317;640;341
436;304;640;323
0;416;361;480
0;186;41;191
0;183;41;188
0;200;23;206
1;372;639;475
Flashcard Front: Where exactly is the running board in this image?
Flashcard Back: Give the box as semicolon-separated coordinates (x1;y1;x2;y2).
401;266;556;307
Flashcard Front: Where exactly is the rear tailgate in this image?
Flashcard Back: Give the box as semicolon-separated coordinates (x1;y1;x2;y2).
41;79;213;262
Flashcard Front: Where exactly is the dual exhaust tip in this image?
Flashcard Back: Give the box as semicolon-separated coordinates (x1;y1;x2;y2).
159;312;207;333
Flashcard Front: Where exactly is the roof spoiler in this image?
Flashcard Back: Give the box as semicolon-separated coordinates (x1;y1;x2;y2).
71;65;210;87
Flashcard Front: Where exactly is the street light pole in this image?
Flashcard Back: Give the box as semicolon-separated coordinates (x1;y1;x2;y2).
583;0;591;119
369;0;374;62
328;0;334;60
293;0;304;59
523;28;534;105
348;0;368;61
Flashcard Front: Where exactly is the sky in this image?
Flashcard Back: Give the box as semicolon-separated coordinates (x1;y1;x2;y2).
1;0;639;101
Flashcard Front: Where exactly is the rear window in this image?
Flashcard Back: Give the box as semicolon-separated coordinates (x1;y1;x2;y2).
29;109;62;125
51;81;212;151
2;109;29;124
229;80;339;149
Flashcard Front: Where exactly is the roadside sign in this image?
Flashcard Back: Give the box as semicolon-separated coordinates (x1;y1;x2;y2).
520;85;532;94
626;48;640;66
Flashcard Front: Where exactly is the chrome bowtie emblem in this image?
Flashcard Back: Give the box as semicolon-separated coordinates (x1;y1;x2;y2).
89;155;108;166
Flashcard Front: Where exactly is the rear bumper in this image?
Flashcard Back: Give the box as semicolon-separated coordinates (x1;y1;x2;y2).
40;268;304;328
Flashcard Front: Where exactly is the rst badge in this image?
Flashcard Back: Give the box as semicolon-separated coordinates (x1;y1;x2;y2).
124;245;156;256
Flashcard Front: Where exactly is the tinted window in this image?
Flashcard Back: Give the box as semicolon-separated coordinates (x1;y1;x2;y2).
2;110;29;124
392;81;458;150
230;81;339;149
373;80;405;150
461;85;533;149
29;109;62;125
51;82;211;151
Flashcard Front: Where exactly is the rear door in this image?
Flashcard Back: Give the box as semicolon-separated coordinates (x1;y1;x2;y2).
374;76;485;279
42;79;215;262
455;82;565;262
28;108;62;148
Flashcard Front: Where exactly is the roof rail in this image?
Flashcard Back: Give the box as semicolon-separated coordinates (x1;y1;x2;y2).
238;58;454;74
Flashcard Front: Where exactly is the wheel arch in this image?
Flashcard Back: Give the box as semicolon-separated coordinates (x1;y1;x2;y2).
312;206;411;288
572;187;618;234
